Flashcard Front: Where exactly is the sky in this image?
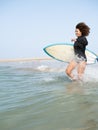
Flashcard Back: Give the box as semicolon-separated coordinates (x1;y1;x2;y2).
0;0;98;59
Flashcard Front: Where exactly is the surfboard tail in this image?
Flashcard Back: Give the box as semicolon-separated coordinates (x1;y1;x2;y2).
96;57;98;62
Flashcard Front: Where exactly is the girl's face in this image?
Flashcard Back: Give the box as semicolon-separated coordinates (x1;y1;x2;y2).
75;28;82;37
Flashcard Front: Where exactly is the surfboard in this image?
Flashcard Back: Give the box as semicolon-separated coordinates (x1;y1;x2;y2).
43;43;98;64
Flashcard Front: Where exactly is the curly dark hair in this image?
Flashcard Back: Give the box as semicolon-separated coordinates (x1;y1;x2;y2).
76;22;90;36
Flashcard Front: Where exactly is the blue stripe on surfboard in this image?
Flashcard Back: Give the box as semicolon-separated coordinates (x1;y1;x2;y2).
43;43;73;48
43;43;74;63
43;47;68;63
43;43;98;64
43;43;73;63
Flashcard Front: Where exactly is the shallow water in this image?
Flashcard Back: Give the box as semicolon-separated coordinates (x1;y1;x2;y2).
0;60;98;130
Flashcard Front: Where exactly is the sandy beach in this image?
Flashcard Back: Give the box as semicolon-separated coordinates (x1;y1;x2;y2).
0;57;52;62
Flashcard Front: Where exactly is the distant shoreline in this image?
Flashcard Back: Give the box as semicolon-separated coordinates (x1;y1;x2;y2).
0;57;52;62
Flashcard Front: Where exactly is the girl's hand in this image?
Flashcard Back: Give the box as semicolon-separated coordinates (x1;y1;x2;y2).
71;38;76;42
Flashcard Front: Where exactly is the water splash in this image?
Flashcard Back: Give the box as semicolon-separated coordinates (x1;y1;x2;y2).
84;63;98;82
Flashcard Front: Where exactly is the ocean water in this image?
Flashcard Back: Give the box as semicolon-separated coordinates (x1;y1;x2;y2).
0;59;98;130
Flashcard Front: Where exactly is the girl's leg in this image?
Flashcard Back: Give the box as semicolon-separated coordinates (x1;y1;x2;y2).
66;60;77;79
77;61;87;80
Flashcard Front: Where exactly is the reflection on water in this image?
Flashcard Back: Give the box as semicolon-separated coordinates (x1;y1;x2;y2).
66;81;84;94
65;81;98;130
0;61;98;130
